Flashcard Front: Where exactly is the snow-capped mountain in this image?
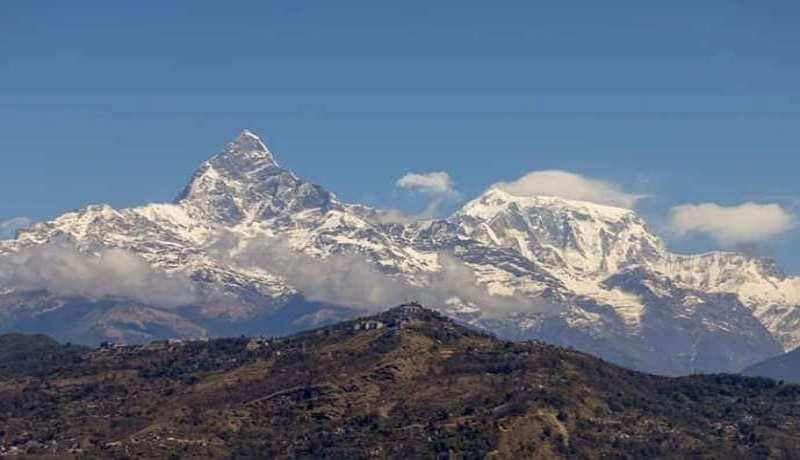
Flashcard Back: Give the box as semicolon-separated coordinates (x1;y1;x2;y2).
1;130;797;375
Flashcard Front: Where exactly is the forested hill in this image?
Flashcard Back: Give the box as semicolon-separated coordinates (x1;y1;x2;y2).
2;304;800;457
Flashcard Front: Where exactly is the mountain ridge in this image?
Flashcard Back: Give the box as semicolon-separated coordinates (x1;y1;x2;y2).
0;130;797;376
743;345;800;384
3;304;800;457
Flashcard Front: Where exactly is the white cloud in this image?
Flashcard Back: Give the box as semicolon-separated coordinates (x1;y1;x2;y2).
387;171;462;222
492;170;645;208
0;243;198;307
230;237;554;314
396;171;457;197
0;217;32;240
668;202;794;245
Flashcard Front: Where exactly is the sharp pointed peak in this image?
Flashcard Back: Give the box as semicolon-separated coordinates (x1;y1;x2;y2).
173;129;281;204
234;129;263;145
221;129;274;159
198;129;281;171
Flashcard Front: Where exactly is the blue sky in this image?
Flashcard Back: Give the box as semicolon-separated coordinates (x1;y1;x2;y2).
2;2;800;269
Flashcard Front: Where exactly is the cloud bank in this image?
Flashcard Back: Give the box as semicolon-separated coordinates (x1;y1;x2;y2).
231;238;552;315
668;202;794;245
492;170;645;209
0;243;198;307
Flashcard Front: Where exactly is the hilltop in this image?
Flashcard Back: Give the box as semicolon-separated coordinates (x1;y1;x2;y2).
2;304;800;457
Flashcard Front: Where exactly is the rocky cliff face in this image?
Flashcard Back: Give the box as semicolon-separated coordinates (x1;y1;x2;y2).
0;130;796;375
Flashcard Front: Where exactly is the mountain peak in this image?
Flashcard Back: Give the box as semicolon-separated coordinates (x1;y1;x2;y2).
174;130;336;222
216;129;278;168
457;187;637;222
233;129;266;148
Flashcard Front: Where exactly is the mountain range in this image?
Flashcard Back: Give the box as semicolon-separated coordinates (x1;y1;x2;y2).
743;347;800;384
2;130;800;376
3;304;800;458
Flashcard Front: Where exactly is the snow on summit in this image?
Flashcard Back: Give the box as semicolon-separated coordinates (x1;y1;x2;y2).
0;130;797;376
